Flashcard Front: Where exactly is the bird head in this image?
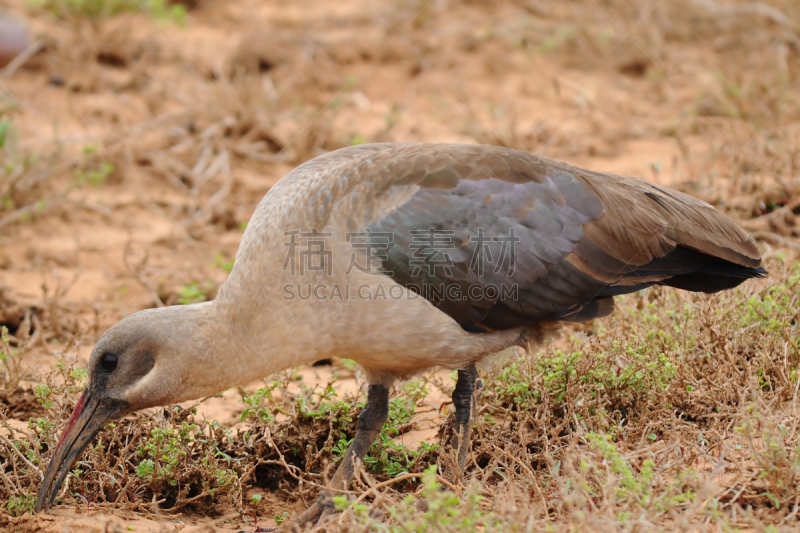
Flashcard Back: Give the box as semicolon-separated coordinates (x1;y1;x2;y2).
35;303;215;513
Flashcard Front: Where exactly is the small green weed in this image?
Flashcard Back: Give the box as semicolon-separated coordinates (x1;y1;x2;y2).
74;161;114;188
136;424;197;486
213;253;235;274
0;119;12;150
337;465;498;531
177;282;207;305
240;381;281;423
31;0;188;22
6;493;35;517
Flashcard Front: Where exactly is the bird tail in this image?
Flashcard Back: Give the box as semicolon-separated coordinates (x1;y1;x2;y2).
662;262;767;293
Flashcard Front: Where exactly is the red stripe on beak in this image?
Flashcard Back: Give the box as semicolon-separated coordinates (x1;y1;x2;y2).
54;390;87;453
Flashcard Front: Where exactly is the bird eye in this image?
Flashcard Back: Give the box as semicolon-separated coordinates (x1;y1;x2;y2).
101;354;118;372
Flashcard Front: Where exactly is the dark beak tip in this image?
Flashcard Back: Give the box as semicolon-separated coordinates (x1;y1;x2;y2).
34;389;95;515
34;486;50;514
33;390;127;515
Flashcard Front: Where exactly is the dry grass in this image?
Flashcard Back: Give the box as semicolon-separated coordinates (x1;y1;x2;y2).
2;258;799;531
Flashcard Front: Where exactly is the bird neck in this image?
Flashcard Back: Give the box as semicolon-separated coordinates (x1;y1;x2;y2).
144;302;257;403
198;298;329;392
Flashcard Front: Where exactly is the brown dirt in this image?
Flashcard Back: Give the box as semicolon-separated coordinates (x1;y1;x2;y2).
1;0;800;531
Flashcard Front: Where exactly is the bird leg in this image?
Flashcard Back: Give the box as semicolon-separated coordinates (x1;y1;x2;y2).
443;364;482;484
416;365;482;514
281;383;390;531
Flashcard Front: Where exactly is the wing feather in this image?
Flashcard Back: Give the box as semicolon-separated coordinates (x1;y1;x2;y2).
274;143;764;330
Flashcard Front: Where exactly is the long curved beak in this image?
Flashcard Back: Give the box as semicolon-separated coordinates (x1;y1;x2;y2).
35;388;126;513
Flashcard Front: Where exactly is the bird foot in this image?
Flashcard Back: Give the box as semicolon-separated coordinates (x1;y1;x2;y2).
237;492;336;533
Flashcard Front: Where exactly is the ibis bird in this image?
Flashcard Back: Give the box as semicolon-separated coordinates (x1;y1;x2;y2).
36;143;765;528
0;18;29;69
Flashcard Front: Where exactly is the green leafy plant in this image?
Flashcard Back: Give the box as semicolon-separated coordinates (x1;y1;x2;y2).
30;0;188;22
0;119;12;150
136;423;197;486
177;282;207;305
6;493;35;517
74;161;114;188
213;253;235;274
240;381;281;423
336;465;499;531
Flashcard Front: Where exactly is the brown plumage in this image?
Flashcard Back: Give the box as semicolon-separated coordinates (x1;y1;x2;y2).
35;143;764;529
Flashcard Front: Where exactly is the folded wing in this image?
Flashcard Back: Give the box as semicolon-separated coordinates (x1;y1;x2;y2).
294;143;765;332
